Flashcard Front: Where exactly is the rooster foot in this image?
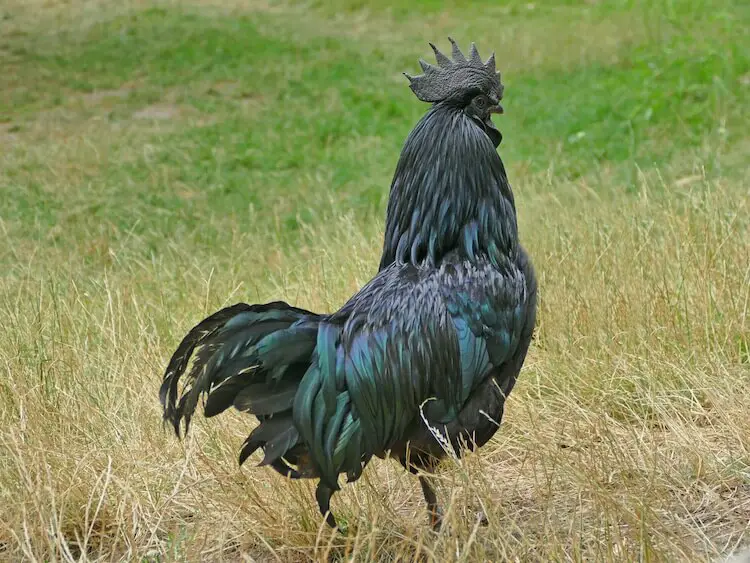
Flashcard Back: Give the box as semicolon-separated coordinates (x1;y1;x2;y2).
428;507;444;531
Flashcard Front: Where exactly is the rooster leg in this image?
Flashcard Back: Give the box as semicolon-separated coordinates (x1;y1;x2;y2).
418;475;444;530
315;482;338;529
399;453;444;529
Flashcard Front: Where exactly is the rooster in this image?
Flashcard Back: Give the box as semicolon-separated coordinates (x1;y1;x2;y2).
160;38;537;529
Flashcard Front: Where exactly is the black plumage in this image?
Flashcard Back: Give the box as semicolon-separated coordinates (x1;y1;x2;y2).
160;38;537;529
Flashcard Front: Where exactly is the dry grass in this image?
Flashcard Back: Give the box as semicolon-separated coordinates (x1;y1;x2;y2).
2;165;748;561
1;0;749;561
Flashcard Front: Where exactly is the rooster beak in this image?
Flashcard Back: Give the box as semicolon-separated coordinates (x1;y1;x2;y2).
490;104;504;115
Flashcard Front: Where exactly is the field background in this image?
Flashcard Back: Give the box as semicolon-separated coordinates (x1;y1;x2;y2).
1;0;749;560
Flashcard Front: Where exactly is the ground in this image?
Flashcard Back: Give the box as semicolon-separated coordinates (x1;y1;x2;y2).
1;0;749;561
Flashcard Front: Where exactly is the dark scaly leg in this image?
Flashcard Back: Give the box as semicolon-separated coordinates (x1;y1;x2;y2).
418;474;444;530
400;453;444;530
315;482;338;529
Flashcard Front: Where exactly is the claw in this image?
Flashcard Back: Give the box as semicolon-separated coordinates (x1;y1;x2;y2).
429;507;444;531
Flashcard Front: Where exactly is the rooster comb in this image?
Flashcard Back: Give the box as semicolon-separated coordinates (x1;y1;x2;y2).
405;38;503;103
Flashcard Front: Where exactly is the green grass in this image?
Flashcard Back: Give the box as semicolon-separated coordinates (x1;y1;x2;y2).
1;0;749;560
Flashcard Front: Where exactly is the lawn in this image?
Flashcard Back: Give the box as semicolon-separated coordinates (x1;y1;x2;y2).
1;0;749;560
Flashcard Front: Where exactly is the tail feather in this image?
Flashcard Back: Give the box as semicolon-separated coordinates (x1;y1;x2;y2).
161;300;371;490
253;326;318;369
231;380;298;415
160;301;318;439
201;349;310;419
160;303;254;434
258;425;300;467
238;414;294;465
201;374;249;418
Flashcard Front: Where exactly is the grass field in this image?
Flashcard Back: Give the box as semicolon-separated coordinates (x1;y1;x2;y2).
1;0;749;560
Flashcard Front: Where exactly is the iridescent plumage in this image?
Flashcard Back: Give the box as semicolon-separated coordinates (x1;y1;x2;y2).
160;39;537;529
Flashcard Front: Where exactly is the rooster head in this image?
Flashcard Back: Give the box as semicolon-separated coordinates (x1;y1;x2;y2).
405;38;504;147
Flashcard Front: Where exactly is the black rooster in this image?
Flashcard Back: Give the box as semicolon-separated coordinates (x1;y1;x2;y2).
160;38;537;529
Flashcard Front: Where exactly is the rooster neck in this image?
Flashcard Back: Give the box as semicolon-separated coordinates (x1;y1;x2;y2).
379;105;518;270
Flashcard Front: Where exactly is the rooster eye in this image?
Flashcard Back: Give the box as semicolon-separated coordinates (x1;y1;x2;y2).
474;96;487;108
